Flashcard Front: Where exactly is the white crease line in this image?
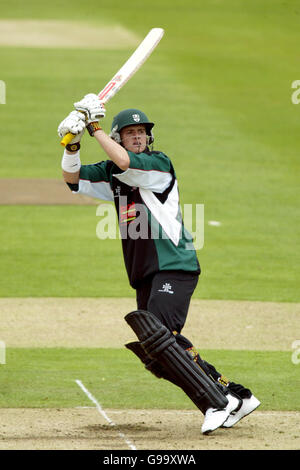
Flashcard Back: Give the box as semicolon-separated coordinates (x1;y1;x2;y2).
75;379;137;451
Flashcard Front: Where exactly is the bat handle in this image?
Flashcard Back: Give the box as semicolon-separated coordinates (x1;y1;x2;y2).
60;132;75;147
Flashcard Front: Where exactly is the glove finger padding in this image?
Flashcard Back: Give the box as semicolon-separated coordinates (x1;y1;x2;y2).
74;93;106;123
57;110;86;142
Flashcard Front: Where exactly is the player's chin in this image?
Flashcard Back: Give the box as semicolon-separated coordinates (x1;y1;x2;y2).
130;144;147;153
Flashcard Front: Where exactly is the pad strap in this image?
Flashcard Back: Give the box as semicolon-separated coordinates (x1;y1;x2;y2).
126;341;182;386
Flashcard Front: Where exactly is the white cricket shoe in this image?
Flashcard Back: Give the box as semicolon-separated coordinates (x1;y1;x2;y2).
222;394;261;428
201;393;240;434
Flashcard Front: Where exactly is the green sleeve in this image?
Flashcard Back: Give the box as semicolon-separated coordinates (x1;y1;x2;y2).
79;160;111;182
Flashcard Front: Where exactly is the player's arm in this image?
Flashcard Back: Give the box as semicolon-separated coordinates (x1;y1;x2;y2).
58;110;85;184
62;150;80;184
58;107;114;201
74;93;130;171
93;129;130;170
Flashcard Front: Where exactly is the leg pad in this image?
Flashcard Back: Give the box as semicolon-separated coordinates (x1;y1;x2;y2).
125;310;228;413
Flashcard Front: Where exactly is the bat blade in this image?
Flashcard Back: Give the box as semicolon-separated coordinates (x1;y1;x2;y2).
60;28;164;147
98;28;164;103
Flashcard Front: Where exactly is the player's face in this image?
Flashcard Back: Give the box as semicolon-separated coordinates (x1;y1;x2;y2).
120;125;147;153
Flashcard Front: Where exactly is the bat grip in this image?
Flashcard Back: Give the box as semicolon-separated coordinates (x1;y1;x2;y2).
60;132;75;147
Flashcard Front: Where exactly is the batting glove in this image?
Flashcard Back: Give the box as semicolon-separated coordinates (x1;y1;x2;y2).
74;93;106;123
57;110;86;144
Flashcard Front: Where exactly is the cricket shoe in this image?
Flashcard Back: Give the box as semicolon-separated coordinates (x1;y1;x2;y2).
201;393;241;435
222;394;261;428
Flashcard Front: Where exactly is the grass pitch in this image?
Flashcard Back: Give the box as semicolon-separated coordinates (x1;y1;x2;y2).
1;348;298;411
0;1;299;424
0;1;299;301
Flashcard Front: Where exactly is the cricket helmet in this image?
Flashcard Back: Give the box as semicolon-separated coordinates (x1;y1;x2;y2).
110;108;154;144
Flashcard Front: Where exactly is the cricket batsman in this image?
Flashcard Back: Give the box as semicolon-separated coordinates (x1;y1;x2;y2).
58;94;260;433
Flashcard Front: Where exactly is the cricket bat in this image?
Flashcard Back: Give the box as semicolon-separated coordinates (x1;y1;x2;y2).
60;27;164;147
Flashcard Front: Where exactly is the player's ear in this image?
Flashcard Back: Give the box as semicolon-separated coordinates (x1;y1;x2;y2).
148;131;154;145
109;125;122;143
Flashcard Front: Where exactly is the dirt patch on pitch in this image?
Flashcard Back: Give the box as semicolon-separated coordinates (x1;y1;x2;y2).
0;20;139;49
0;408;299;450
1;297;298;350
0;179;98;205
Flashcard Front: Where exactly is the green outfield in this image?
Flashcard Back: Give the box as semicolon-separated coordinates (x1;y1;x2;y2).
0;0;299;449
0;0;299;301
1;348;298;411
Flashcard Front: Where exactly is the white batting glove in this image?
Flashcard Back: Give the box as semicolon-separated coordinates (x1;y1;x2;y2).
57;110;86;143
74;93;106;123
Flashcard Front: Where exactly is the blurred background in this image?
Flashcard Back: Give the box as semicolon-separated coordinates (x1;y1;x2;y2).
0;0;299;301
